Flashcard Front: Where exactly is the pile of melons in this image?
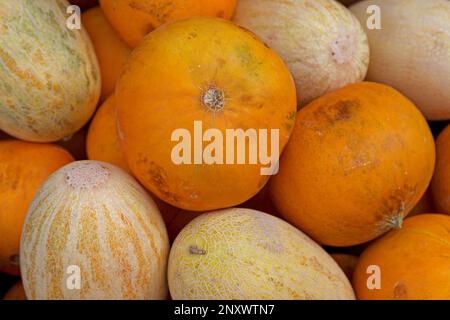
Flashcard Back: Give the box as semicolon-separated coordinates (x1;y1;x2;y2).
0;0;449;300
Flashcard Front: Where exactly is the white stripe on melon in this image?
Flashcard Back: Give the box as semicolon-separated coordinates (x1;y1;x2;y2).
20;161;169;300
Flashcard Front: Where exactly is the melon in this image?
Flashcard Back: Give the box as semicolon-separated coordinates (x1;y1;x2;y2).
115;17;297;211
233;0;369;107
0;0;101;142
20;161;169;299
168;208;355;300
431;124;450;214
270;82;435;246
353;214;450;299
86;95;128;171
350;0;450;120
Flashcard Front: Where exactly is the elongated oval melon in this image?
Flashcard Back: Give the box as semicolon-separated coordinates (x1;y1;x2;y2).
0;0;101;142
20;161;169;300
168;208;355;300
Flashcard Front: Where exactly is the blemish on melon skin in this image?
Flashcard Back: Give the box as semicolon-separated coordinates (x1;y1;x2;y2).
394;282;408;299
148;163;168;189
376;184;417;227
334;101;354;121
9;254;19;267
187;31;198;40
235;44;264;79
129;0;174;24
330;30;357;65
285;110;297;131
189;245;206;255
311;100;358;128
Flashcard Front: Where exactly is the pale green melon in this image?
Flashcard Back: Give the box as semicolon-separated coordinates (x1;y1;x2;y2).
0;0;101;142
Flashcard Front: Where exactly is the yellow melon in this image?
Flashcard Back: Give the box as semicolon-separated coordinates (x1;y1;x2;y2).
168;208;355;299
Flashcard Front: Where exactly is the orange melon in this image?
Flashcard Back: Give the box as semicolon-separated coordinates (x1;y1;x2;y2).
82;7;131;101
87;95;128;171
100;0;237;47
271;82;435;246
353;214;450;299
116;18;297;211
431;124;450;214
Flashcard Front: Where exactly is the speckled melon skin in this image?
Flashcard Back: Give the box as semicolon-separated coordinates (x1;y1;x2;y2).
168;208;355;300
20;161;169;300
0;0;101;142
233;0;369;107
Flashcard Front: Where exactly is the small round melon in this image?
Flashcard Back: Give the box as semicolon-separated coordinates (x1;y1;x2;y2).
168;208;355;300
353;214;450;300
20;161;169;300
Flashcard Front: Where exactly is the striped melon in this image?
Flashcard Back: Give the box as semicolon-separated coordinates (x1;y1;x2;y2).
0;0;101;142
20;161;169;300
